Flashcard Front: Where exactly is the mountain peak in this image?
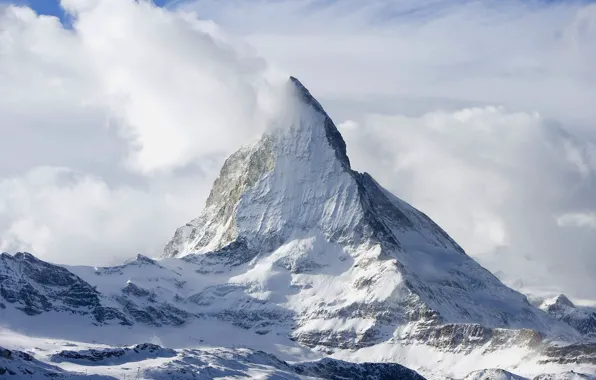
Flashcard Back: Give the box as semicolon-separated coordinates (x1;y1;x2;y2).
289;76;327;116
288;76;351;168
160;78;575;343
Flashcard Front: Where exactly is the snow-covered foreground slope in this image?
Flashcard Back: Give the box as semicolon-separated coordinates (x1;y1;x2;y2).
1;77;595;379
0;329;425;380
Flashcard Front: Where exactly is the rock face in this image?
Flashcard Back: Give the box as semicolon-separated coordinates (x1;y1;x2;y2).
0;252;195;327
294;357;426;380
0;77;594;379
51;343;177;365
0;252;129;325
539;295;596;338
0;345;79;378
541;342;596;365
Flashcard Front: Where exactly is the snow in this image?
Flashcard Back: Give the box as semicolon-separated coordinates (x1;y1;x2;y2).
1;77;595;379
462;368;527;380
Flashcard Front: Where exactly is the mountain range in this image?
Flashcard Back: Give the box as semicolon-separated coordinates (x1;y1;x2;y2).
0;77;594;379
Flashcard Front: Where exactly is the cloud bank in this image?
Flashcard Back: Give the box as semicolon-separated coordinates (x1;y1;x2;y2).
0;0;285;264
1;0;596;300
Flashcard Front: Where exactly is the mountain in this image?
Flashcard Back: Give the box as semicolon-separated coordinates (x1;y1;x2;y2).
0;77;594;379
162;76;574;347
537;295;596;338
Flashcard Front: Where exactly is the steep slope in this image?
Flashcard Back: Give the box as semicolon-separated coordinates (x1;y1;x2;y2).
0;252;129;325
163;76;574;349
0;252;194;328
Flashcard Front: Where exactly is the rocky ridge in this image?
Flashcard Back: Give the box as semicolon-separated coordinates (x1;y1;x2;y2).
537;295;596;338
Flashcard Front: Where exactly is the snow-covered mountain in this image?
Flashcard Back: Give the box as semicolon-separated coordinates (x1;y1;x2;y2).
1;77;595;379
536;295;596;338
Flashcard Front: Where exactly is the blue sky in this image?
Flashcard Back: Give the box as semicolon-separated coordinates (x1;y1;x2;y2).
1;1;62;20
1;0;173;22
5;0;596;24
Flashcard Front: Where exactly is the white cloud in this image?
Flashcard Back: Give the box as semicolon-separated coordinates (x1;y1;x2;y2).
340;107;596;298
66;0;289;174
181;0;596;125
0;166;211;265
1;1;288;175
1;0;596;300
0;0;288;264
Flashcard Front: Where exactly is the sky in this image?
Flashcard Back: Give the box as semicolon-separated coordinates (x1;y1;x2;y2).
1;0;596;301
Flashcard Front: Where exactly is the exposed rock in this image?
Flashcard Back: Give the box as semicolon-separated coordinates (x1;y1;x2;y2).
51;343;177;365
294;357;426;380
541;342;596;365
539;295;596;337
0;252;129;325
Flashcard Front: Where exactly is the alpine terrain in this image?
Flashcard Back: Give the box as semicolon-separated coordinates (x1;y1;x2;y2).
0;77;594;379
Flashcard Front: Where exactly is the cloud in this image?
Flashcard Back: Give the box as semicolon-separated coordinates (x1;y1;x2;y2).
1;0;596;300
67;0;290;174
0;0;288;264
1;1;287;176
338;107;596;298
181;0;596;124
557;212;596;229
0;166;211;266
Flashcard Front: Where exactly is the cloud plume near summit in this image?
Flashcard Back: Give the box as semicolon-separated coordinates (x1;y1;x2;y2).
1;0;596;300
0;0;287;264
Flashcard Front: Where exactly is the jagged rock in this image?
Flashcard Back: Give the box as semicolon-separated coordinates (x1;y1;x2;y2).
539;295;596;337
51;343;177;365
122;281;151;297
541;342;596;365
0;252;129;324
294;357;426;380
